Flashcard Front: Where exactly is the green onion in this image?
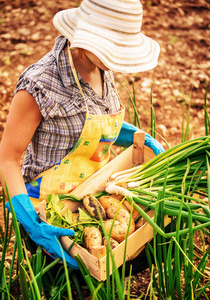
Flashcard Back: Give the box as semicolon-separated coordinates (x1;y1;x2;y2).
108;137;209;198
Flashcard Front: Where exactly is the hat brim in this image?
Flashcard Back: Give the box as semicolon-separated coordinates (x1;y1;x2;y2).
53;8;160;73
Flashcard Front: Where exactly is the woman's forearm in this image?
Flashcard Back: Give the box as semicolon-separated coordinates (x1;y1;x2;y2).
0;159;27;198
0;90;42;198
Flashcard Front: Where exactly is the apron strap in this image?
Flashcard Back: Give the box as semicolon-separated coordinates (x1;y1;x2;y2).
68;43;88;110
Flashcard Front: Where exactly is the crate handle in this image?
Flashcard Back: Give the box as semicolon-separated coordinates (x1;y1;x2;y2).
132;130;145;165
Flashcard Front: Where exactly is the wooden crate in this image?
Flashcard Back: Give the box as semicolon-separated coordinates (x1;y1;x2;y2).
39;132;170;281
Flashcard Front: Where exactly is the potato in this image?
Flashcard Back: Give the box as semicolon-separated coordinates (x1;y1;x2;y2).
99;194;135;236
102;236;119;249
83;226;102;253
83;195;106;220
123;200;140;220
106;206;135;235
99;195;126;210
104;219;127;243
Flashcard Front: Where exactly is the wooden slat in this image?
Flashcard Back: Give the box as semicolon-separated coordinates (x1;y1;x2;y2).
60;236;101;278
132;130;145;165
71;144;155;199
98;215;171;281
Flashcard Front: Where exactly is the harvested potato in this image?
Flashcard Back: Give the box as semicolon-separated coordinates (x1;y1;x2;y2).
106;206;135;235
104;219;127;243
83;226;102;254
123;200;140;220
83;195;106;220
100;194;135;236
102;236;119;249
99;194;126;210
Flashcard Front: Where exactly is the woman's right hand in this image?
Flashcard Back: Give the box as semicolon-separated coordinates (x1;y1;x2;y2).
6;194;79;269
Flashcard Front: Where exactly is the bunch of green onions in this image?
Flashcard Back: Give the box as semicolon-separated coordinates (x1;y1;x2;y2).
105;136;210;233
109;136;210;198
105;136;210;299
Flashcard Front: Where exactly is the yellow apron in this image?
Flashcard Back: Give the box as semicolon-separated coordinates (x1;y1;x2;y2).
26;48;125;208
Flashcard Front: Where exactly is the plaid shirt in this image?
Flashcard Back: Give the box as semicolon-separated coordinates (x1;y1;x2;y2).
15;36;120;182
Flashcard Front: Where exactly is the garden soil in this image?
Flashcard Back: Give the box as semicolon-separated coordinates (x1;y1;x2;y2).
0;0;210;298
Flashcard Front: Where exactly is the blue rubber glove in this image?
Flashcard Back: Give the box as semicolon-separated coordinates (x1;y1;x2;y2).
6;194;79;269
114;121;165;156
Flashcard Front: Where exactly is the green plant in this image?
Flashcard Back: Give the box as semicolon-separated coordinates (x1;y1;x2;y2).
0;184;87;299
105;136;210;299
109;136;209;197
125;83;169;149
144;184;210;299
0;183;37;299
181;93;191;143
124;81;141;129
0;17;5;26
20;50;29;57
167;35;179;44
3;56;11;66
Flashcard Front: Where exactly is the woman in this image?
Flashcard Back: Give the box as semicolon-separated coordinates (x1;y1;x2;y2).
0;0;164;269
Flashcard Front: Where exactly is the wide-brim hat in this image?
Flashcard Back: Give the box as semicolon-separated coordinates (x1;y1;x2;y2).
53;0;160;73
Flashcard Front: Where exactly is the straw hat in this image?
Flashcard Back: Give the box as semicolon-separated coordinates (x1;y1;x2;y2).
53;0;160;73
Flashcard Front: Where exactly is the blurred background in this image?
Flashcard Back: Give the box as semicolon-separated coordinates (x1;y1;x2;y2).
0;0;209;148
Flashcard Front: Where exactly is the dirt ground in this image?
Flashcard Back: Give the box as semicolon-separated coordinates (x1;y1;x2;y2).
0;0;210;147
0;0;210;297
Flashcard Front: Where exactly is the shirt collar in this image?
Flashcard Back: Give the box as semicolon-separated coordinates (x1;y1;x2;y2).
51;35;82;87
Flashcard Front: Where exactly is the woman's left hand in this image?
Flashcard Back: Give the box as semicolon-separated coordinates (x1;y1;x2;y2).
114;121;165;155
